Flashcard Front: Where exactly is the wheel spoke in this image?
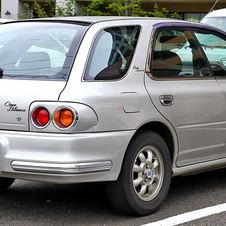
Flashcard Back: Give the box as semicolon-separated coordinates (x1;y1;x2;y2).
138;152;146;163
148;183;155;194
133;177;143;187
133;164;142;173
147;150;153;163
153;174;159;182
139;184;147;195
153;158;159;169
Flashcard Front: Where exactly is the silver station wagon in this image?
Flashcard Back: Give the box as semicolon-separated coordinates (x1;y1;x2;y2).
0;17;226;216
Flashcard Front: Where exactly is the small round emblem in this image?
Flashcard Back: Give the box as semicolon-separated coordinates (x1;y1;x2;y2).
147;170;152;178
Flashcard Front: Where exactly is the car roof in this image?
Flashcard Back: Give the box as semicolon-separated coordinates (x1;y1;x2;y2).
203;8;226;18
6;16;226;35
12;17;211;28
32;16;175;23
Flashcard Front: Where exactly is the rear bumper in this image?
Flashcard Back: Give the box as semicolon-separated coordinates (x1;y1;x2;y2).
0;130;134;183
11;160;113;174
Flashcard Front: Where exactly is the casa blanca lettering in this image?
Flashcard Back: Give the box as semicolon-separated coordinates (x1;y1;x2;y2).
4;101;26;112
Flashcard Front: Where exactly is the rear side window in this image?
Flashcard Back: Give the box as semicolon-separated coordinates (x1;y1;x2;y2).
149;28;212;79
84;26;140;80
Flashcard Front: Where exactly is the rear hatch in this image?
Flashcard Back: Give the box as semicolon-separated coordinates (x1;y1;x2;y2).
0;20;90;131
0;80;65;131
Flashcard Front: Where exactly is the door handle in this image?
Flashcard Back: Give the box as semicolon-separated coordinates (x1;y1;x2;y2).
159;95;174;106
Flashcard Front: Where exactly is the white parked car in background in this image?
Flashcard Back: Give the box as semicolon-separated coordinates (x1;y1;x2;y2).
201;8;226;32
0;19;14;23
0;17;226;216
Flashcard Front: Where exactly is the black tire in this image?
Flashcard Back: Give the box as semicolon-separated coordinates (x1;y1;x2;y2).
0;177;15;192
106;131;171;216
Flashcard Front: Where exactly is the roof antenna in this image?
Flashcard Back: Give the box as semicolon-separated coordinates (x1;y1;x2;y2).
209;0;219;12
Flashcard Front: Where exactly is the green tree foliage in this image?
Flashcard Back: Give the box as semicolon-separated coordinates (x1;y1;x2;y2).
79;0;111;16
79;0;181;18
18;0;77;18
187;18;200;23
79;0;149;17
18;0;181;19
55;0;77;17
18;3;33;19
106;0;148;16
33;1;49;18
150;3;181;19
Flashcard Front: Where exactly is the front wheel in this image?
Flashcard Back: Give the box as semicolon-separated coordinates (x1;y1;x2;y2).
106;131;171;216
0;177;15;192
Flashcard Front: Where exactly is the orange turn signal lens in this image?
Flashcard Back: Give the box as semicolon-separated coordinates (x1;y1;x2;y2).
60;109;73;127
54;108;74;129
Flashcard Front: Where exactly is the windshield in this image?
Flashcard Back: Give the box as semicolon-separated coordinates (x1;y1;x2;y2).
202;17;226;32
0;22;89;80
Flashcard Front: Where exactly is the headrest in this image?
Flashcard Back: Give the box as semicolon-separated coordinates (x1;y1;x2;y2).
152;51;182;77
160;35;186;44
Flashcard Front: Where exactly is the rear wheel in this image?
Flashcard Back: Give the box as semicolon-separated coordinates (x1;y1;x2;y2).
0;177;15;192
107;131;171;216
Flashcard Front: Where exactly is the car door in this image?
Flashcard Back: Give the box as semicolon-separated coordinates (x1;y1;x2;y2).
145;26;226;167
193;28;226;158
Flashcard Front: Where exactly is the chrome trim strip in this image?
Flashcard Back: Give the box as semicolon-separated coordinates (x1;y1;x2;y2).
11;160;113;174
172;158;226;177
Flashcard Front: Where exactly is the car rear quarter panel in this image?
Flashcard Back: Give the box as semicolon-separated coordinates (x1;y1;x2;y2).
60;20;175;132
59;20;179;173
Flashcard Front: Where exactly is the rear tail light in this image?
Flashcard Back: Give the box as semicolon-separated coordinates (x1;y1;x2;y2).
54;108;75;129
32;107;50;127
31;106;77;130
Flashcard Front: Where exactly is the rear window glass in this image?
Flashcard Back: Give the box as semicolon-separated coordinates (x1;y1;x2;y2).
84;26;140;80
0;22;89;80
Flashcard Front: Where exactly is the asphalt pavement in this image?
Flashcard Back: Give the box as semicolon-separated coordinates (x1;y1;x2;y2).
0;168;226;225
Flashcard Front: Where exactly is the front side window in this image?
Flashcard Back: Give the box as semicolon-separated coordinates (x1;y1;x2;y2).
149;28;212;79
84;26;140;80
193;30;226;77
0;22;89;80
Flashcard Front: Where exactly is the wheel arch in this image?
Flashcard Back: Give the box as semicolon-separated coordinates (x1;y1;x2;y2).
130;121;174;161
